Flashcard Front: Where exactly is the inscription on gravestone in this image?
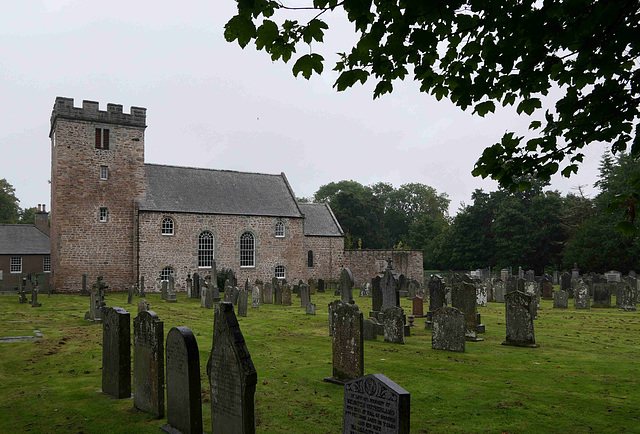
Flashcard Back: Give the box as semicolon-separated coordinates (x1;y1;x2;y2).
343;373;410;434
383;306;405;345
133;310;164;418
325;301;364;385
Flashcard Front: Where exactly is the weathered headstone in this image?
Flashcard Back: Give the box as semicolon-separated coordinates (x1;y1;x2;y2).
166;275;177;303
560;272;571;293
343;374;410;434
572;263;580;280
451;276;483;341
494;279;506;303
263;283;273;304
305;302;316;315
360;282;371;297
251;286;260;308
383;306;405;344
370;276;382;317
340;268;355;304
502;291;539;347
593;283;611;308
318;278;325;293
524;281;539;319
224;279;233;303
476;284;488;307
553;270;559;285
381;268;398;310
237;289;248;317
137;299;150;314
300;283;311;308
80;274;89;296
282;284;292;306
325;300;364;384
232;286;240;306
363;318;378;341
127;285;134;304
425;275;445;329
274;279;283;305
525;270;535;282
139;275;145;298
102;307;131;399
186;273;193;298
619;280;637;311
133;310;164;418
431;306;465;352
161;281;168;300
163;327;202;434
553;290;568;308
18;288;28;304
541;280;554;300
192;272;200;300
30;284;42;308
207;302;257;434
574;281;590;309
412;296;424;317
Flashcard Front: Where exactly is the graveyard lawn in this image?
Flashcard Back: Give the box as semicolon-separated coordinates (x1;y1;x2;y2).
0;290;639;433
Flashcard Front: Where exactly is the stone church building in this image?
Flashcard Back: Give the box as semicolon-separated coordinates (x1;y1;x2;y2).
49;97;423;292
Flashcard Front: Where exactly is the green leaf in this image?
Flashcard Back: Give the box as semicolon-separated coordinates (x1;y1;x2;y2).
292;54;324;79
255;20;279;50
614;221;638;236
224;15;257;48
529;120;542;130
301;19;328;44
516;98;542;116
373;81;393;98
334;69;369;91
473;101;496;117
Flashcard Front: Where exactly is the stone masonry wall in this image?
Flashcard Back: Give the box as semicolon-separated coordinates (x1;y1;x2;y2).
50;98;146;292
341;250;424;286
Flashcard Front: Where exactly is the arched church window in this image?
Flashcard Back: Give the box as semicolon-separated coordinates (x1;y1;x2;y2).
275;221;285;237
161;217;174;235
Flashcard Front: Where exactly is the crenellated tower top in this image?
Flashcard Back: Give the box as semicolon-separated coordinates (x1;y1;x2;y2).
50;97;146;136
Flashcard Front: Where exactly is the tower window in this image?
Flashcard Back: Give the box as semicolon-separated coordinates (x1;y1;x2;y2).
275;221;285;237
275;265;286;279
95;128;110;149
161;217;174;235
240;232;255;267
99;207;108;222
198;231;214;268
100;166;109;180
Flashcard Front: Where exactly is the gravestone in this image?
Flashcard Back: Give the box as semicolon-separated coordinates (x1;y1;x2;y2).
524;281;539;319
30;284;42;308
282;284;292;306
560;272;571;293
102;307;131;399
572;263;580;279
553;290;568;308
274;280;283;305
255;279;264;303
451;276;482;341
228;269;237;288
425;275;445;329
224;280;233;303
137;299;150;314
19;288;28;304
300;283;311;308
263;283;273;304
431;306;465;352
328;300;338;336
574;281;590;309
140;275;146;298
340;268;355;304
619;281;637;311
370;276;383;317
166;275;177;303
133;310;164;418
207;302;257;434
318;278;325;293
476;285;488;307
325;300;364;384
81;274;89;296
161;281;168;301
85;282;106;322
502;291;539;347
232;286;240;306
360;282;371;297
412;296;424;317
127;285;134;304
343;374;410;434
306;302;316;315
553;270;559;285
525;270;535;282
406;280;417;300
162;327;202;434
363;318;378;341
541;279;554;300
593;283;611;307
308;278;317;295
494;280;506;303
383;306;405;344
211;262;221;302
193;272;200;300
251;286;260;308
186;273;193;298
381;268;398;310
237;289;248;317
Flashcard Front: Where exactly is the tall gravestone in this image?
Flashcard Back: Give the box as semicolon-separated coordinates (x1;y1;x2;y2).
273;278;282;305
340;268;355;304
325;300;364;385
370;275;383;317
524;281;539;319
383;306;405;344
81;274;89;296
574;281;590;309
224;280;233;303
140;275;146;298
263;283;273;304
425;275;445;329
251;286;260;309
343;374;410;434
282;284;292;306
193;272;200;300
431;306;465;352
503;291;539;347
161;281;168;301
162;327;202;434
128;285;134;304
186;273;193;298
133;310;164;418
207;302;257;434
541;277;554;300
451;276;482;342
166;275;177;303
476;285;488;307
237;289;248;317
381;268;398;311
494;279;506;303
560;272;572;296
619;281;637;311
308;278;317;295
300;283;311;308
318;278;325;293
102;307;131;399
412;296;424;317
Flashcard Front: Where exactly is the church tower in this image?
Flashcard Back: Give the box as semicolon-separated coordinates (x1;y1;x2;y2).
50;98;147;291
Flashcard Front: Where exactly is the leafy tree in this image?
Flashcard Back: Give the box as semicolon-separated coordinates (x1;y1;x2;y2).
226;1;639;216
18;206;38;225
0;179;20;224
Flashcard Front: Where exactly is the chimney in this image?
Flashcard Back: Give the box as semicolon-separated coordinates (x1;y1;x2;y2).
35;204;50;237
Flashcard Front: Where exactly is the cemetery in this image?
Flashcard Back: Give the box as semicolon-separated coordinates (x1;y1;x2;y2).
1;270;640;433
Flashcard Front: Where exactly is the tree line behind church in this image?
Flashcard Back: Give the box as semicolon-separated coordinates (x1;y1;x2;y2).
299;152;640;274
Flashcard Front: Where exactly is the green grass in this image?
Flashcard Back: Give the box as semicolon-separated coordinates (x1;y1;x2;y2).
1;290;639;433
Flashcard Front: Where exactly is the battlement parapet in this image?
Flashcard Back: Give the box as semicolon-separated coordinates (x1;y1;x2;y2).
50;97;146;134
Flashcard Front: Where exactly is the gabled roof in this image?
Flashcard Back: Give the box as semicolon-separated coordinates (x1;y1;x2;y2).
299;203;344;237
0;225;50;255
139;164;304;218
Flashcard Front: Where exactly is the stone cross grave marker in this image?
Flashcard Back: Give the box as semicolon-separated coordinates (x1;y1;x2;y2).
325;300;364;385
343;373;410;434
431;306;465;352
553;290;568;308
207;302;257;434
162;327;202;434
102;307;131;399
452;276;483;342
340;268;355;304
383;305;405;344
134;310;164;418
503;291;539;348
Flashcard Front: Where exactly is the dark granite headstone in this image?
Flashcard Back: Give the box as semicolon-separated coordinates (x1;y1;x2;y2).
593;283;611;307
318;278;325;293
325;300;363;384
343;374;410;434
503;291;539;347
81;274;89;296
363;318;378;341
340;268;355;304
371;276;382;315
425;275;445;329
560;272;571;293
263;283;273;304
553;290;568;308
133;310;164;418
102;307;131;399
162;327;202;434
383;306;405;344
431;306;465;352
237;289;248;317
207;302;257;433
452;276;482;342
381;268;398;310
140;275;146;298
193;272;200;299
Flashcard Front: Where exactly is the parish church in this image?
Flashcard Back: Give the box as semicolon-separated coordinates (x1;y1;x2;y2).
49;97;423;293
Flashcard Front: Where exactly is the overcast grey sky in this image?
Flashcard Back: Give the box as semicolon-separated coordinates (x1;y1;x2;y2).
1;1;609;215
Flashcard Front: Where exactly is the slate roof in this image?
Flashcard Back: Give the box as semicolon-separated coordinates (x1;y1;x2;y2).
140;164;304;218
0;225;50;255
299;203;344;237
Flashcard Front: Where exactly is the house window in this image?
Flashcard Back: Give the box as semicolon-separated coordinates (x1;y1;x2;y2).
240;232;255;267
100;165;109;180
10;257;22;273
99;207;108;222
43;256;51;273
198;231;214;268
308;250;314;268
275;221;285;238
161;217;174;235
275;265;286;279
95;128;110;149
160;266;174;282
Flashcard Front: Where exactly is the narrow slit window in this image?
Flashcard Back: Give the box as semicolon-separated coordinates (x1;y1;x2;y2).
99;207;108;222
308;250;314;268
95;128;110;149
100;166;109;180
